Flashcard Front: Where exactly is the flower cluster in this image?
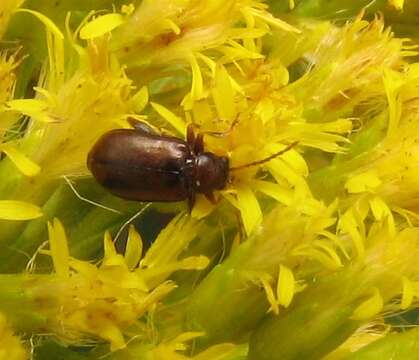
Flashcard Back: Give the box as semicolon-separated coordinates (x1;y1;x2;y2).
0;0;417;359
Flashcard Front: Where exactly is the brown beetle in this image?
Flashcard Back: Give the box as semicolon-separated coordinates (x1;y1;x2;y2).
87;121;229;209
87;121;296;209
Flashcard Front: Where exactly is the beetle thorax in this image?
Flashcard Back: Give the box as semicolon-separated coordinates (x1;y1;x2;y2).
194;153;229;193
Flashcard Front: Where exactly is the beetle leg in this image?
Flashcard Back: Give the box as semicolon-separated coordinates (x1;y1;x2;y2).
187;191;196;212
204;192;216;204
194;133;204;154
128;118;158;135
185;154;197;212
186;124;195;146
187;123;204;154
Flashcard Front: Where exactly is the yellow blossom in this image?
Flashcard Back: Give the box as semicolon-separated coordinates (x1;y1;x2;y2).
0;50;20;136
0;2;418;359
33;215;209;351
0;313;27;360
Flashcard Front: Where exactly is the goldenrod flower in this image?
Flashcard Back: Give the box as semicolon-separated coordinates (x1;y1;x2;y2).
0;313;27;360
0;1;418;359
0;216;207;351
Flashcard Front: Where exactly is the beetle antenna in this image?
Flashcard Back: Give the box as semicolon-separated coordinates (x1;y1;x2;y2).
63;175;122;214
113;203;152;245
229;141;299;171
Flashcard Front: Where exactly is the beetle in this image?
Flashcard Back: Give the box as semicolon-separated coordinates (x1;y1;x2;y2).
87;120;297;209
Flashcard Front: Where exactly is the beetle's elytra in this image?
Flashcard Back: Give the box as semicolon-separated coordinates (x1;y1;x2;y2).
87;122;228;209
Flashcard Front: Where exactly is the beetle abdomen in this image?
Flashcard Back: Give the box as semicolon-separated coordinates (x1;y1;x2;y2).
87;129;192;202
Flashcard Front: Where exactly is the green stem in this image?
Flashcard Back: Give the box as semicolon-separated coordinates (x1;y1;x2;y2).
184;240;269;349
0;274;57;332
346;327;419;360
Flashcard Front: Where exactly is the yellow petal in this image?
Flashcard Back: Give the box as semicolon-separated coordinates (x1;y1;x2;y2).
191;195;216;219
0;200;42;220
104;231;117;256
218;41;263;62
130;86;148;114
339;209;365;259
150;102;186;135
193;343;237;360
97;322;126;351
0;144;40;177
345;171;382;193
278;148;308;177
196;53;216;76
125;225;143;271
277;265;295;308
253;180;293;205
351;288;383;320
260;276;279;315
15;9;64;39
383;69;403;137
369;196;391;221
293;245;342;271
69;258;98;278
267;156;310;196
141;214;200;269
5;99;54;123
236;185;262;235
371;199;395;237
247;8;300;33
140;256;208;281
48;218;69;278
79;13;124;40
319;119;353;134
401;277;414;310
318;231;350;260
179;255;209;270
171;332;205;345
228;27;268;40
189;55;204;102
314;241;343;269
212;64;236;121
255;98;275;124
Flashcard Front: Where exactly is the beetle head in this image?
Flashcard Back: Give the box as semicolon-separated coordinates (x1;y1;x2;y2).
195;153;229;193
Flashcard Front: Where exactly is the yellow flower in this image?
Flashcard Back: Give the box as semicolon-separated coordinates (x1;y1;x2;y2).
288;14;411;119
247;195;419;360
0;2;418;359
0;10;148;209
150;51;351;234
0;50;20;130
108;0;299;68
0;312;27;360
35;215;208;351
